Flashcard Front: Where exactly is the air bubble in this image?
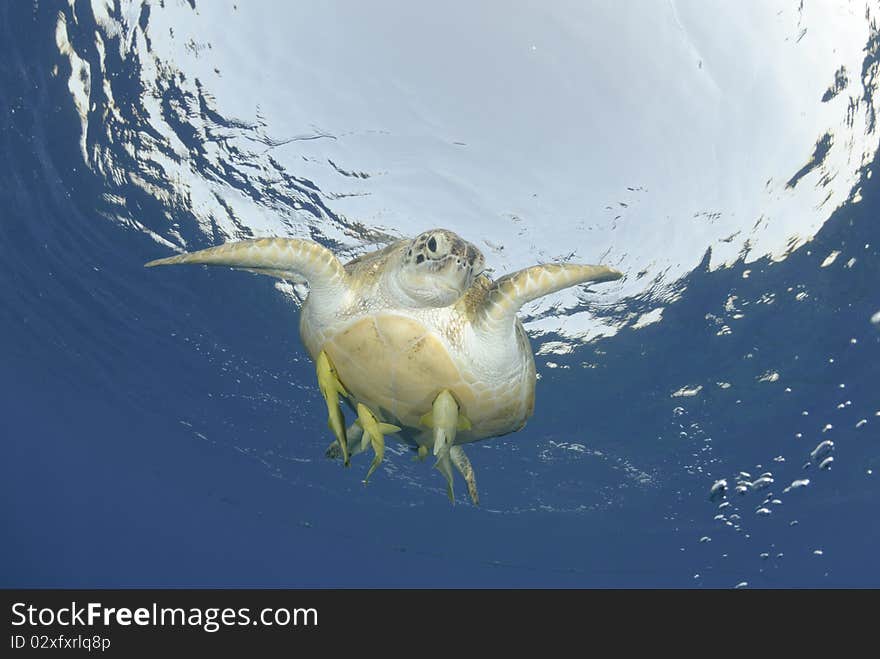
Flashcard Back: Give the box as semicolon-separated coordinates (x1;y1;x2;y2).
709;479;727;501
751;476;774;490
810;440;834;462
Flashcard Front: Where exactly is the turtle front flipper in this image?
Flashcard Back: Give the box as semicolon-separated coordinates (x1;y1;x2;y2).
316;351;351;466
354;403;400;484
450;446;479;506
145;237;350;303
476;263;622;334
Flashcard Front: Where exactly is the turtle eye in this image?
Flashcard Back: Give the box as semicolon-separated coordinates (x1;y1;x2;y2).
427;236;437;252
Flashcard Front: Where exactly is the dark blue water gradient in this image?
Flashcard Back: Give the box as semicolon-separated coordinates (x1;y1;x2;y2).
1;2;877;587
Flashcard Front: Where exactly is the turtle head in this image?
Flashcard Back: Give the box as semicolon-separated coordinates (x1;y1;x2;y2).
393;229;485;307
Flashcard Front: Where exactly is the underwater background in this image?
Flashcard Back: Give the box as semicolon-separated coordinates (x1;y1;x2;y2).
1;0;878;587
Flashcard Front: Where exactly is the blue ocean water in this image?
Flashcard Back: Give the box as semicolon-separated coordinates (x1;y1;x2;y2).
1;1;878;587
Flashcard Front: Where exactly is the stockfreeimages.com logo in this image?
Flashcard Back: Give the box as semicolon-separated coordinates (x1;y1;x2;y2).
11;602;318;633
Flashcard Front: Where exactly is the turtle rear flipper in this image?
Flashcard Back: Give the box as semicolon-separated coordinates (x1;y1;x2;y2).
325;422;363;460
450;445;479;506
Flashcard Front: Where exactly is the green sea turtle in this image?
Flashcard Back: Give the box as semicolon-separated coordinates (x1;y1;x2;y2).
146;229;621;503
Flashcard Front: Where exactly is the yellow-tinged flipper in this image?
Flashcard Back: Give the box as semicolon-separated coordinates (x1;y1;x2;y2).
316;351;350;466
420;390;471;503
419;411;471;431
421;390;470;457
355;403;400;483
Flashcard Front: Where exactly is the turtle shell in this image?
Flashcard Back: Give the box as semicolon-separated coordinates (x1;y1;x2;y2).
319;312;534;440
